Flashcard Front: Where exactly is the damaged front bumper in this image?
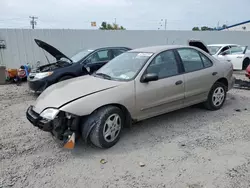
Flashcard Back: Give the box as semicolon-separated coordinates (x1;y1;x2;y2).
26;106;80;149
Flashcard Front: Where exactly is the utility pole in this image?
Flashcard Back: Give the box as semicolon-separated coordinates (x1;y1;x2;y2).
164;19;167;30
114;18;116;24
29;16;38;29
158;19;167;30
217;21;220;30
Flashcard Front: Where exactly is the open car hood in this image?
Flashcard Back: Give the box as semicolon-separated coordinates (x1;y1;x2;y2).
188;40;210;54
34;39;72;62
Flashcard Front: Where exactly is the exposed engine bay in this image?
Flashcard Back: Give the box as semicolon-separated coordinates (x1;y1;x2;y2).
34;61;72;73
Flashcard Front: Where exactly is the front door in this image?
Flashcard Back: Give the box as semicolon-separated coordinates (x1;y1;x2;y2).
85;49;113;73
222;46;247;70
135;50;185;120
176;48;219;106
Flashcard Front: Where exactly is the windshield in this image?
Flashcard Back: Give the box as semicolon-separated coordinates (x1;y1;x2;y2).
207;46;222;55
70;49;94;62
95;52;153;81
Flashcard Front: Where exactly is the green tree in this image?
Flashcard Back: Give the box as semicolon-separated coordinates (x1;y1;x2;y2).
193;26;214;31
200;26;214;31
222;24;227;29
99;22;126;30
99;22;107;30
192;27;200;31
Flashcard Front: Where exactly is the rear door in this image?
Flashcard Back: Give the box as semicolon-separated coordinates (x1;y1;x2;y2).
176;48;219;106
135;50;185;120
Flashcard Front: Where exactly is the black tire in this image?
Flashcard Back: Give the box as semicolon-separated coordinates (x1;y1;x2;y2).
242;58;250;70
58;75;74;82
203;82;227;111
83;106;124;149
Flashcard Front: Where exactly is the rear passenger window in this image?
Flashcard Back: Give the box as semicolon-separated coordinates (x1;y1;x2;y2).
177;49;204;72
200;53;213;68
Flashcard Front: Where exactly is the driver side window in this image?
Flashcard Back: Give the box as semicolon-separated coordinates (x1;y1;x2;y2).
86;50;112;64
146;50;179;79
219;46;230;55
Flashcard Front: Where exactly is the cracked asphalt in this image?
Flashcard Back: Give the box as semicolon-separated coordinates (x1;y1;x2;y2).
0;73;250;188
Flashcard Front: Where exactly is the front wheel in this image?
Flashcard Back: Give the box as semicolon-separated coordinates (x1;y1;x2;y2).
84;106;124;148
204;82;226;111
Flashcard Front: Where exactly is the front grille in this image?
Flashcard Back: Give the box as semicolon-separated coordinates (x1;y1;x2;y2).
29;107;39;118
26;106;40;125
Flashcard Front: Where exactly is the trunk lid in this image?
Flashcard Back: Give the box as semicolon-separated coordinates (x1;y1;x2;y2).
188;40;210;54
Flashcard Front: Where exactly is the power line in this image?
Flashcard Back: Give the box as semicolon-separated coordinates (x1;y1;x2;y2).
0;17;28;22
29;16;38;29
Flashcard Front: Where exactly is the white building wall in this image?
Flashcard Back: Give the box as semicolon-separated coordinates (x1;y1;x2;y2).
1;29;250;68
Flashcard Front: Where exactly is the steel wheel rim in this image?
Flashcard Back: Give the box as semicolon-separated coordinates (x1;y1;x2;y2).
212;87;225;107
103;114;121;142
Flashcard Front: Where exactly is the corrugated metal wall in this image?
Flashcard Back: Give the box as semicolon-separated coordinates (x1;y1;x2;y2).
0;29;250;68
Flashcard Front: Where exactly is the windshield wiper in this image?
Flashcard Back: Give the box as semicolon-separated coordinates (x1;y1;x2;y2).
95;73;112;80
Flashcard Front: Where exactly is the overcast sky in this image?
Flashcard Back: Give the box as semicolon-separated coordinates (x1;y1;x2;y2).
0;0;250;30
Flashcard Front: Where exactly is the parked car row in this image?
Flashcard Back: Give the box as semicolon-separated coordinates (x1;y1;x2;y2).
26;39;236;149
207;44;250;70
27;40;250;93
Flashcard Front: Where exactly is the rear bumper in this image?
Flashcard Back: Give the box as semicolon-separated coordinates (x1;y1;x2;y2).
26;106;53;132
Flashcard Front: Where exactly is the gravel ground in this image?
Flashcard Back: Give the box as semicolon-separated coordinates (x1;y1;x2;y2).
0;74;250;188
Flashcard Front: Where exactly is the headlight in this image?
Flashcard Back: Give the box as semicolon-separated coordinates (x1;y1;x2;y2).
34;72;53;79
40;108;59;120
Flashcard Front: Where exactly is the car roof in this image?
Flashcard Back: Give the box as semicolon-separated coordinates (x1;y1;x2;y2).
90;46;131;51
208;44;239;47
129;45;185;53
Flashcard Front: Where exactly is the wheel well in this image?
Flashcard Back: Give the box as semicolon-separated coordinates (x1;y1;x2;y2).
243;58;250;70
94;103;133;128
216;78;228;90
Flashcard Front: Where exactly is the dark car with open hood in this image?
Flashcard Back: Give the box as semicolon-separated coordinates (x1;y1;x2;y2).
28;39;131;92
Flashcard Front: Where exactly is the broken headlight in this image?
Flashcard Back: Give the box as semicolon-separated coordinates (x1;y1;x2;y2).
40;108;59;120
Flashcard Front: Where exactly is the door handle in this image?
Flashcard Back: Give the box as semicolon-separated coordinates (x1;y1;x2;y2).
175;80;183;85
212;72;218;76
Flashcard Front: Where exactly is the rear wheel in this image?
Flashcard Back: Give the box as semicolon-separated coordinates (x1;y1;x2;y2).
83;106;124;148
204;82;226;111
242;58;250;70
58;75;74;82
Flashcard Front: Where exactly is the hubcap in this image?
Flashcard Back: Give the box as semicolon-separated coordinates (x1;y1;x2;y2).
103;114;121;142
212;87;225;107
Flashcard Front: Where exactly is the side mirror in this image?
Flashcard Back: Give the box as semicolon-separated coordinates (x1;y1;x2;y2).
82;65;90;74
141;73;158;83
